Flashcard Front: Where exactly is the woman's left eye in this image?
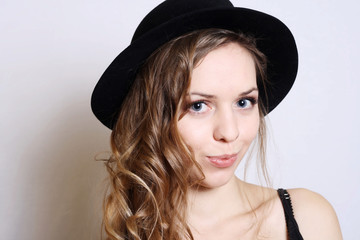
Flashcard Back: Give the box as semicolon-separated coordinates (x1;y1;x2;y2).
236;98;255;109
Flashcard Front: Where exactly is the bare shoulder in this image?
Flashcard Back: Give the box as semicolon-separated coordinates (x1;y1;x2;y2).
287;188;343;240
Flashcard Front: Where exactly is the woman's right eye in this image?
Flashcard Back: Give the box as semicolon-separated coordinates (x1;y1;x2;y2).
189;101;210;114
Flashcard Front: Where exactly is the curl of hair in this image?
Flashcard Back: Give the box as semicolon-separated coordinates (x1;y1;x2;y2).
102;29;268;240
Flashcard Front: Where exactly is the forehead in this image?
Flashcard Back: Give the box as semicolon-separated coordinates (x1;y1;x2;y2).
190;43;257;94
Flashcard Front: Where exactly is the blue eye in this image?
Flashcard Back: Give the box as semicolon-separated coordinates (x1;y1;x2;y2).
191;102;205;111
237;98;254;109
189;101;210;113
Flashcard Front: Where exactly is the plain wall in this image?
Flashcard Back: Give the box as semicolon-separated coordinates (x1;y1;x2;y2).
1;0;359;239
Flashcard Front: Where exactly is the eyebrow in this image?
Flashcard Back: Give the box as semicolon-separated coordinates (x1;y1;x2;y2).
188;87;258;99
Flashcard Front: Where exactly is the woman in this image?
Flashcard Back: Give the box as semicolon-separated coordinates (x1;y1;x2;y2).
91;0;342;239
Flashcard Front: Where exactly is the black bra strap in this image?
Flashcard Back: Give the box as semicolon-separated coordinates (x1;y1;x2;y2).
277;188;304;240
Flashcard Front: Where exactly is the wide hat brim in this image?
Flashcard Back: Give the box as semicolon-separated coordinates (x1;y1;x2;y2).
91;3;298;129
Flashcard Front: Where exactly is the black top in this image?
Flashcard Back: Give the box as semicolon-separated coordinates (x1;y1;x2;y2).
277;188;304;240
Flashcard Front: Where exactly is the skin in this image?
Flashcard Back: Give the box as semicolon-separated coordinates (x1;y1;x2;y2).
178;42;260;189
177;43;342;239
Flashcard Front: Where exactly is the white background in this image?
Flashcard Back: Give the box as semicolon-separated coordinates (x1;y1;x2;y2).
1;0;359;239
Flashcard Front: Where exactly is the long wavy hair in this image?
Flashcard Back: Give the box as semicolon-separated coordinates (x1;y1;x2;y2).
102;29;268;240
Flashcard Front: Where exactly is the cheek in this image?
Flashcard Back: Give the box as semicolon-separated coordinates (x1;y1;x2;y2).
240;113;260;143
177;118;209;152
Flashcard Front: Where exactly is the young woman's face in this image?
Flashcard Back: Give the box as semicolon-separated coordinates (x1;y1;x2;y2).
177;42;260;188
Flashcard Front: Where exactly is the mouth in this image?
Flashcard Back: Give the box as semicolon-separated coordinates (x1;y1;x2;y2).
206;153;238;168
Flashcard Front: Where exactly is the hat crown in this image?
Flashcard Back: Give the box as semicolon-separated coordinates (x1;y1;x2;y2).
132;0;233;43
92;0;298;129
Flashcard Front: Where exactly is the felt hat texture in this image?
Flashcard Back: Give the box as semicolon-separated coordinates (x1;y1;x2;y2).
91;0;298;129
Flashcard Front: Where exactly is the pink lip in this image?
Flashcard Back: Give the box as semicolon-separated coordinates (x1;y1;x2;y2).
206;154;238;168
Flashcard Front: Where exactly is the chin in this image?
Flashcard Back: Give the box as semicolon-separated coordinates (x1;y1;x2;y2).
197;168;237;189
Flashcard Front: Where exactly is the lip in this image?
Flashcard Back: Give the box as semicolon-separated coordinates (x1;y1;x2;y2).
206;153;238;168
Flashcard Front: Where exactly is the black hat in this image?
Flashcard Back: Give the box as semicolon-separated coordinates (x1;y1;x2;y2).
91;0;298;129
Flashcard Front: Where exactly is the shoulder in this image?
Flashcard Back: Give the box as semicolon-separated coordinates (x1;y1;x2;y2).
287;188;343;240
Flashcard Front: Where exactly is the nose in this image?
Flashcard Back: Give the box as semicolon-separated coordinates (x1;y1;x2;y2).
213;109;239;142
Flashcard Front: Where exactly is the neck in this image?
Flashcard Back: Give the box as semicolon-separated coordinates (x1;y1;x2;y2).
187;176;250;222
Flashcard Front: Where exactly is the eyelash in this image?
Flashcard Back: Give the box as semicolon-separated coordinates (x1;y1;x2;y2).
186;97;258;114
188;101;209;113
237;97;257;108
